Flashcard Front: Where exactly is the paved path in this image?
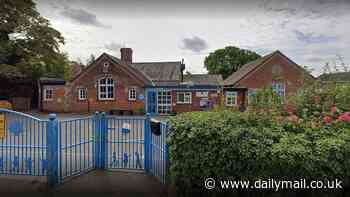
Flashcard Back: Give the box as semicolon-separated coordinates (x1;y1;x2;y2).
0;170;167;197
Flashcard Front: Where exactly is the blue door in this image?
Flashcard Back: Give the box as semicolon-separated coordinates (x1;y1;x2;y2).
147;90;157;115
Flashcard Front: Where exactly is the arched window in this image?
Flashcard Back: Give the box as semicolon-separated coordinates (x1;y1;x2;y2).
98;77;114;100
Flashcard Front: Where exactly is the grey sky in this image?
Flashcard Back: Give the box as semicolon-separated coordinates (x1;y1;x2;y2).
36;0;350;76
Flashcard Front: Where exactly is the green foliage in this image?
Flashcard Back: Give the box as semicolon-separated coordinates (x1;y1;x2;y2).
290;81;350;116
0;0;70;80
204;46;261;79
248;87;284;115
168;110;350;196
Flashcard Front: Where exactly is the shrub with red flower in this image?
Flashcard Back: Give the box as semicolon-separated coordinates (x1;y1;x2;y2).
323;116;332;125
331;106;338;115
337;112;350;123
287;115;299;124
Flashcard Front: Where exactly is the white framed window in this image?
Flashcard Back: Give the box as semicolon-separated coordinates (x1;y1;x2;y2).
176;92;192;104
44;88;53;101
98;77;114;100
226;91;237;106
272;82;285;97
158;91;172;114
248;89;257;104
128;88;136;101
78;88;88;101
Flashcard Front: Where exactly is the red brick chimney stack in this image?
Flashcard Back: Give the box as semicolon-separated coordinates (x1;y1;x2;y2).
120;48;133;64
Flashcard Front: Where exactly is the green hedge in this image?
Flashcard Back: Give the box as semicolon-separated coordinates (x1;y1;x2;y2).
168;111;350;196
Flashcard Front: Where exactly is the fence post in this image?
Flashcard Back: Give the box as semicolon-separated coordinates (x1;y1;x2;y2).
163;123;170;184
100;112;107;169
144;113;151;173
47;113;60;187
93;112;100;169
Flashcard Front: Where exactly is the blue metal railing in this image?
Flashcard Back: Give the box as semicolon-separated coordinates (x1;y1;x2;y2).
0;109;48;177
149;121;168;184
106;115;146;170
59;116;95;181
0;109;170;186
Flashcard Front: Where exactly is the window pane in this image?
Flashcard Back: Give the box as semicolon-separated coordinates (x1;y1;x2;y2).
107;78;113;84
178;93;184;102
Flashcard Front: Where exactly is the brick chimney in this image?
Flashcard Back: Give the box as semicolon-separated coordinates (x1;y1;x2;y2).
120;48;133;64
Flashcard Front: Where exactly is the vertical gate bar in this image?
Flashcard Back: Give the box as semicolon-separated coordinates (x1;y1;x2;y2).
79;120;81;172
163;123;167;183
58;121;61;180
20;117;23;174
65;122;67;177
9;114;12;174
122;119;124;168
37;119;40;175
5;113;8;173
83;119;86;170
93;112;100;168
74;120;77;173
41;119;43;175
70;121;72;176
28;118;31;174
100;112;107;169
132;119;135;169
47;114;59;187
88;118;91;169
117;118;120;168
144;113;150;172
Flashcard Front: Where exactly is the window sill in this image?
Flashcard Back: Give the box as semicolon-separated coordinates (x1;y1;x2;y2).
176;102;192;105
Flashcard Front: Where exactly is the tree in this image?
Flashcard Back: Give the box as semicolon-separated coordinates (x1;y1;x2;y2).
204;46;261;79
0;0;70;80
86;54;96;66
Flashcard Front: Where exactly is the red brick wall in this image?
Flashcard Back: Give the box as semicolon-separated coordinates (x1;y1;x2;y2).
223;53;309;109
171;90;221;113
42;56;146;113
41;85;67;113
222;89;245;110
236;53;307;97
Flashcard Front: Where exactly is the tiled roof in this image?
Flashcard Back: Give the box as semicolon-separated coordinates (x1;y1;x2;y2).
318;72;350;82
104;53;153;85
131;61;182;82
183;74;223;86
224;51;276;86
39;77;66;85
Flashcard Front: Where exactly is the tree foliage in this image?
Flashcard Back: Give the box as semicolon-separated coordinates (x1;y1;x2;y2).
204;46;261;79
0;0;70;80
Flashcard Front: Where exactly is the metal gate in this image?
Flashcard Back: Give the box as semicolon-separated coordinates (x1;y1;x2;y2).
0;109;169;186
0;109;48;176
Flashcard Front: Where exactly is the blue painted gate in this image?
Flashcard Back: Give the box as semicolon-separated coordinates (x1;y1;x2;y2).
0;109;169;186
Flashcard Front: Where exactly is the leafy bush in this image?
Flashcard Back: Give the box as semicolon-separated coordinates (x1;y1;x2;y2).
290;81;350;116
168;111;350;196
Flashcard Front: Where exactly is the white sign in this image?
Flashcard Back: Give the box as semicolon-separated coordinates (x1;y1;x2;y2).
196;91;208;97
